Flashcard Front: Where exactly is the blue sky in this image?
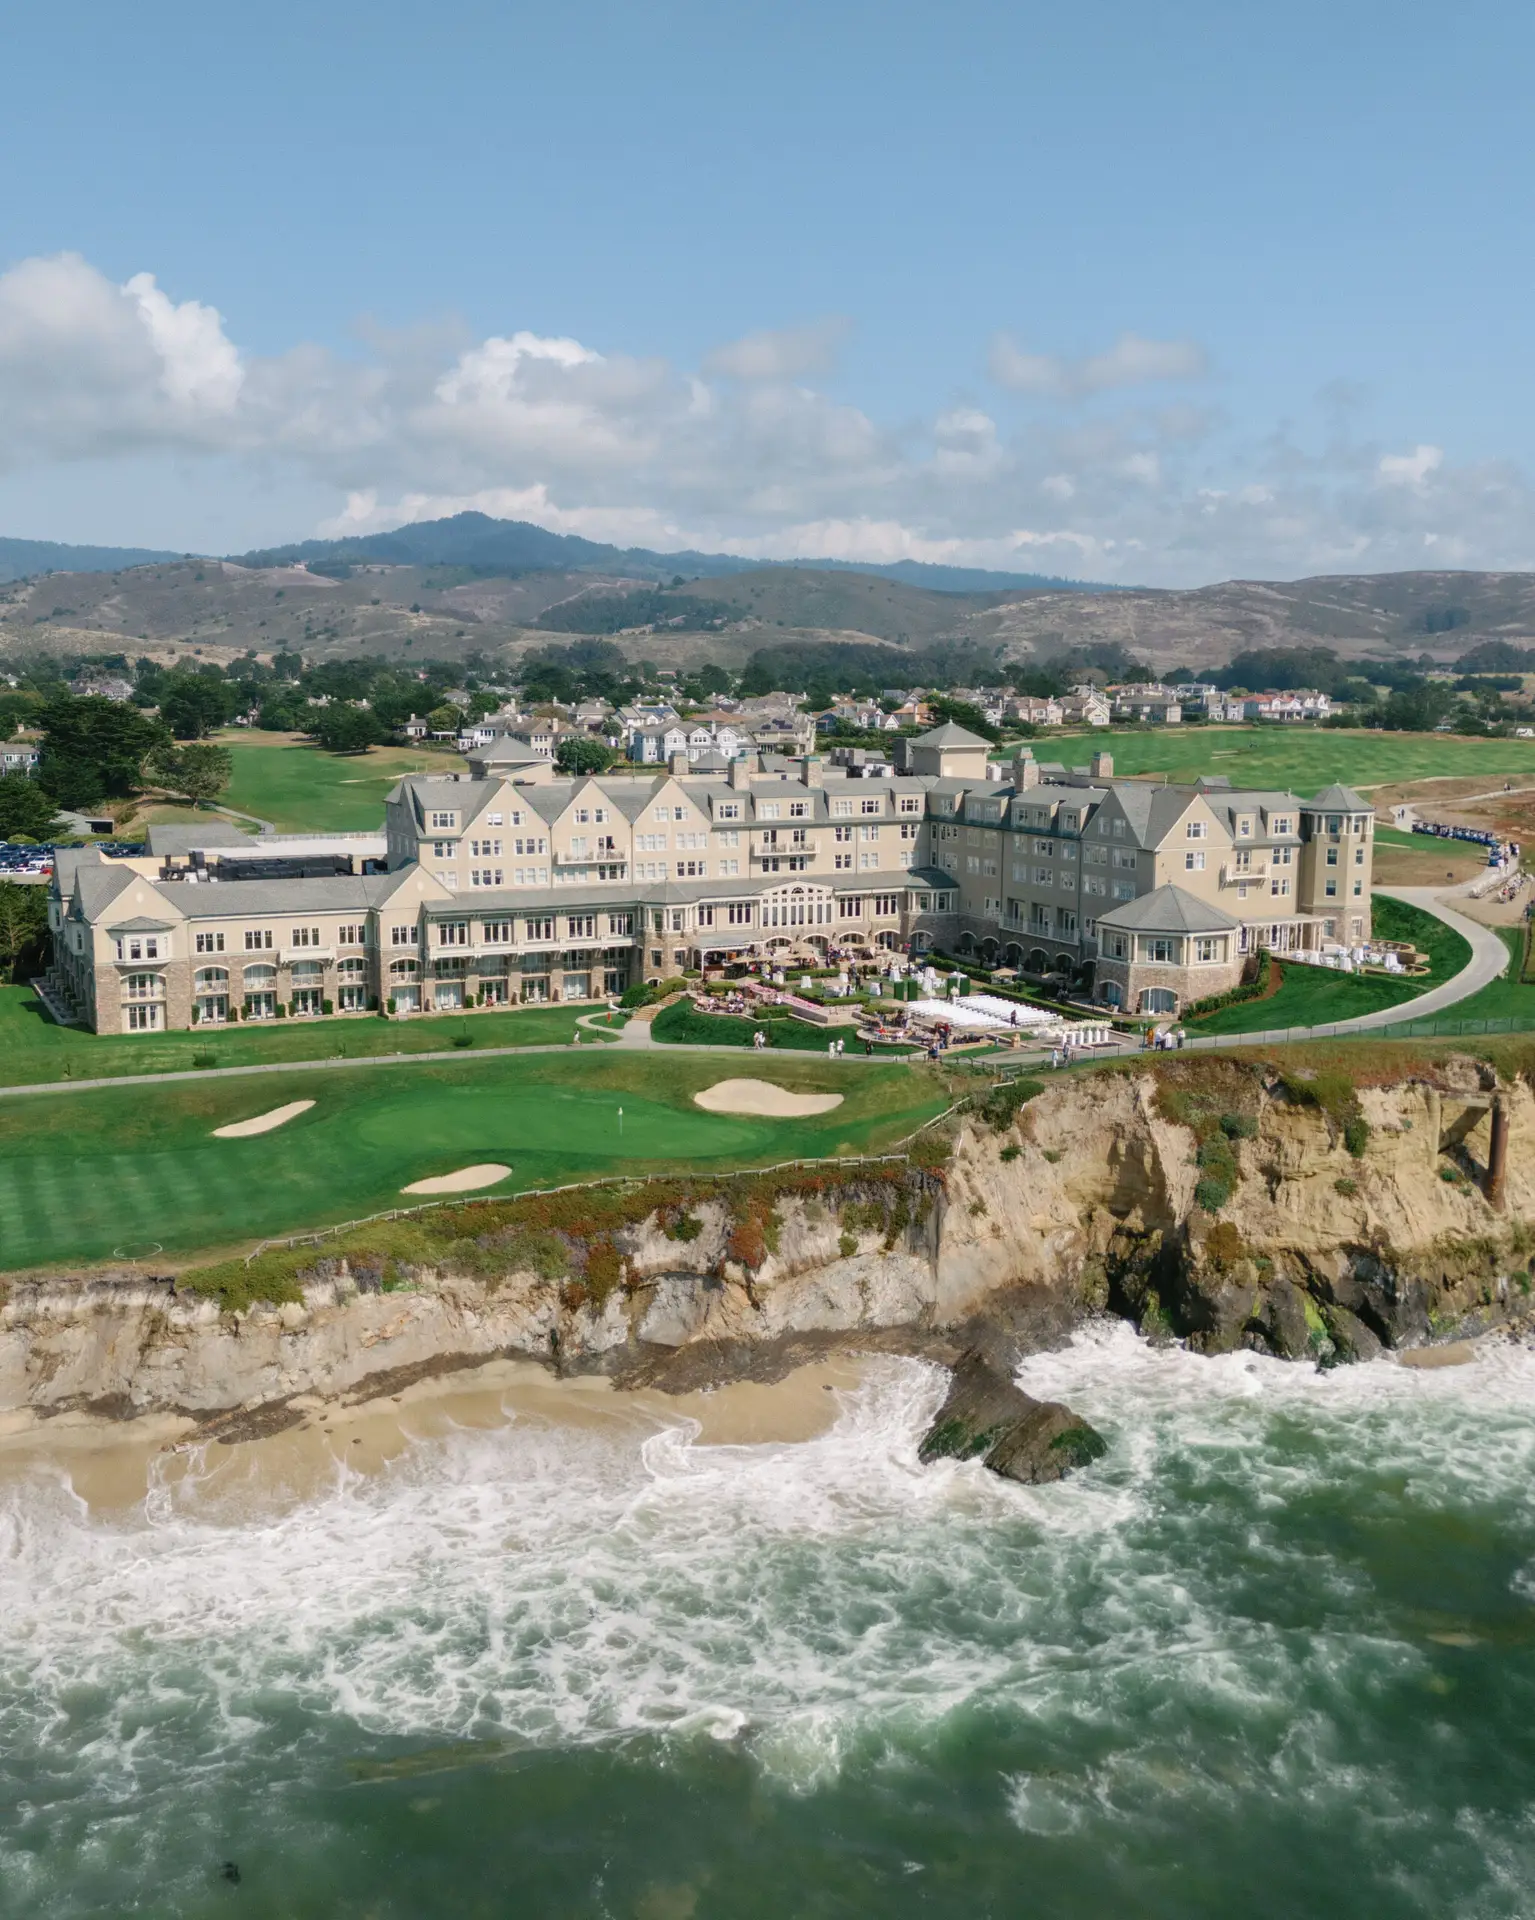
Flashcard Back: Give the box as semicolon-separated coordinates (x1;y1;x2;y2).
1;0;1531;584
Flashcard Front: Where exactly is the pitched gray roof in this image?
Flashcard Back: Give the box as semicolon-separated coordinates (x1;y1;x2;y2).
1095;884;1241;934
914;721;991;749
148;874;399;918
1309;784;1372;811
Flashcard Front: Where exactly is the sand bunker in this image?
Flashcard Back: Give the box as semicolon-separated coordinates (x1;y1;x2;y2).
693;1078;844;1118
212;1100;315;1139
401;1163;512;1196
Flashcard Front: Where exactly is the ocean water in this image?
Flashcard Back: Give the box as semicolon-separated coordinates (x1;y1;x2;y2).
2;1330;1534;1918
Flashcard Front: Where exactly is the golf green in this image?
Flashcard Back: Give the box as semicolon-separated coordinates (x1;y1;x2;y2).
0;1052;943;1272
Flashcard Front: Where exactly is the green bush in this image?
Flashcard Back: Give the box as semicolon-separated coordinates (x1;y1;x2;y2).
1194;1174;1231;1212
981;1077;1044;1129
838;1232;857;1258
1219;1113;1258;1139
1186;951;1271;1022
1334;1177;1358;1196
1343;1116;1370;1158
1000;1143;1021;1163
665;1212;703;1242
909;1131;953;1170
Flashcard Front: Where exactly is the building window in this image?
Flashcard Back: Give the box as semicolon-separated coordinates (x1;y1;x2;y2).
1186;821;1207;839
194;931;225;954
1185;851;1205;871
243;929;274;951
1142;937;1176;963
438;921;470;946
1142;987;1178;1014
1193;936;1226;963
429;812;457;829
390;925;415;947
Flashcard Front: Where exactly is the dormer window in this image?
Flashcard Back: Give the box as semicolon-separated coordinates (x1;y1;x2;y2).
1237;817;1253;837
1272;816;1292;836
429;811;457;830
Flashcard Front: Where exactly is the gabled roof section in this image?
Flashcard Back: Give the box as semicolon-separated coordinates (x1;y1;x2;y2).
1096;884;1241;934
1309;784;1372;812
913;721;990;749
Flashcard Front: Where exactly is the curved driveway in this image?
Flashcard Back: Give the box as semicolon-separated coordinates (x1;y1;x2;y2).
1182;883;1514;1051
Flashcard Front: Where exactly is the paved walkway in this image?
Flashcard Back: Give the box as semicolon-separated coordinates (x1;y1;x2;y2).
1179;885;1512;1050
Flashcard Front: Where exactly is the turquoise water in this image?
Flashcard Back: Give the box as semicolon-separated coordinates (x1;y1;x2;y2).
3;1330;1534;1916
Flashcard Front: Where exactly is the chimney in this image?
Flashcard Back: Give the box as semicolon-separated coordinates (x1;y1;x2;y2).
1091;750;1114;780
1016;754;1040;789
669;751;690;776
728;752;754;790
799;754;823;788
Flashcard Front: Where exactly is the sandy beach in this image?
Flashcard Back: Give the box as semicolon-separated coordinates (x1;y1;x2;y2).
0;1355;870;1514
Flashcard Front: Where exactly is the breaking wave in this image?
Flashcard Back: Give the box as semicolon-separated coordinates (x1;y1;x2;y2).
3;1330;1534;1914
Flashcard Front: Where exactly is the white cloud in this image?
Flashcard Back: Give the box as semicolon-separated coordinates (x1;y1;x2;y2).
123;271;243;412
1377;443;1443;487
989;329;1207;398
7;250;1535;587
703;318;849;381
0;252;244;462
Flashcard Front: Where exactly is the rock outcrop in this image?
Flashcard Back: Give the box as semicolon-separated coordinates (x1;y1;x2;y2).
918;1348;1106;1483
5;1053;1535;1423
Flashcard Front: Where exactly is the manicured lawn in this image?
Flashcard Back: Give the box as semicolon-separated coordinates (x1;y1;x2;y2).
213;730;466;831
0;986;612;1088
1377;928;1535;1029
1053;727;1535;795
1191;897;1473;1035
0;1051;944;1272
651;998;915;1053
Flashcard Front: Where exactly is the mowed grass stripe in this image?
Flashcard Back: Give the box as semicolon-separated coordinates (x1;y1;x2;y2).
0;1051;945;1272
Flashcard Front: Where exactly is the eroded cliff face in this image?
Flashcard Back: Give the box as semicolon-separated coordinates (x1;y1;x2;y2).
5;1057;1535;1421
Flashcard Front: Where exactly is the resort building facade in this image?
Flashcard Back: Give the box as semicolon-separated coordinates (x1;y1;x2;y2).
44;725;1374;1032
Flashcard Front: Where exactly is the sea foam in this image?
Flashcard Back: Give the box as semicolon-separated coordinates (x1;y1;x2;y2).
1;1335;1533;1910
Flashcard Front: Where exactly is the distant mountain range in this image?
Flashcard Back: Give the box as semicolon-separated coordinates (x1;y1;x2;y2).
0;536;182;585
229;511;1106;595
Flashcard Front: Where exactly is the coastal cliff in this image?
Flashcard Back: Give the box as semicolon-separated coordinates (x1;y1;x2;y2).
5;1052;1535;1425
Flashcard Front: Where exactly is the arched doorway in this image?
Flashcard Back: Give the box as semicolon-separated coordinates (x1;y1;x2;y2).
1027;947;1048;972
